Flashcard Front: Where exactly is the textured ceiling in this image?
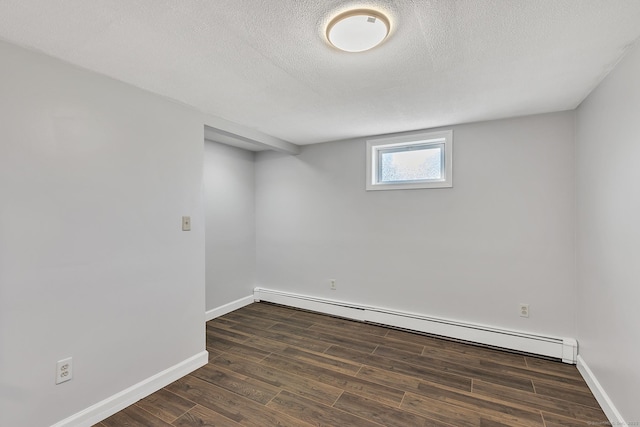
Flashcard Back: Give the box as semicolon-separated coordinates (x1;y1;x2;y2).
1;0;640;145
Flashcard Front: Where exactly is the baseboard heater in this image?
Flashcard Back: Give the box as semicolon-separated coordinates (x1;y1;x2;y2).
253;288;577;364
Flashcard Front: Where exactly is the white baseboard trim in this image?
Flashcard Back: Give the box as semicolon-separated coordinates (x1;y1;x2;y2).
254;287;577;363
205;295;255;321
51;350;208;427
576;355;625;426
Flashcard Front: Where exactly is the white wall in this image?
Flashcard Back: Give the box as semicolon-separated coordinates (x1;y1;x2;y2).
204;141;255;310
576;42;640;422
256;112;576;337
0;41;205;426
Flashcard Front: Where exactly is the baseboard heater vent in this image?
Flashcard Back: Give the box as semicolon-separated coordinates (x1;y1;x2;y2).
253;288;577;364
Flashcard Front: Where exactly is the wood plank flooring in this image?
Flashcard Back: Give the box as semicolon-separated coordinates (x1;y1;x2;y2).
95;302;607;426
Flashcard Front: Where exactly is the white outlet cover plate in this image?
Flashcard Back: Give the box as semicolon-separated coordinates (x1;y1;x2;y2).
56;357;73;384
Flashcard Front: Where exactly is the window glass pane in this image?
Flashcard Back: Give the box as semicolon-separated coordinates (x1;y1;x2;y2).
380;145;443;182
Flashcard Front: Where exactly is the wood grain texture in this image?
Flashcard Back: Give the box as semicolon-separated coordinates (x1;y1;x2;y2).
172;404;239;427
135;388;196;423
96;302;608;427
267;390;380;427
100;405;174;427
334;391;456;427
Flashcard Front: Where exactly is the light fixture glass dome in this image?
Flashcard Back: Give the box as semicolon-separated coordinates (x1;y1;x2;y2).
327;9;390;53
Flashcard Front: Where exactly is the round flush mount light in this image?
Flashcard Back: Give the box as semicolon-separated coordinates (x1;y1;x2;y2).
326;9;390;52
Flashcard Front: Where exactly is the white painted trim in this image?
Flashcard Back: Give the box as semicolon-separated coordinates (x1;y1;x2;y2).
51;351;208;427
205;295;255;321
254;288;577;363
562;338;578;364
366;129;453;191
577;355;626;426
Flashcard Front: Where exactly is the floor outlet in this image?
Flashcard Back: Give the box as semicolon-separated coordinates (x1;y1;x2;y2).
519;304;530;318
56;357;73;384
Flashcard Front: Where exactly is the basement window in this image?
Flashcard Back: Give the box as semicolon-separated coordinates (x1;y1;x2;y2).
366;130;453;190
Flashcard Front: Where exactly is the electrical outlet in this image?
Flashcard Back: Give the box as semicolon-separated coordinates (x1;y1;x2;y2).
56;357;73;385
519;303;530;318
182;216;191;231
330;279;336;290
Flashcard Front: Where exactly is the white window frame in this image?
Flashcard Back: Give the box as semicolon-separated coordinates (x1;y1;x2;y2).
366;130;453;191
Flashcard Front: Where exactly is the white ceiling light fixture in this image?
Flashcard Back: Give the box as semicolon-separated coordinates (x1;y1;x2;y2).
326;9;390;53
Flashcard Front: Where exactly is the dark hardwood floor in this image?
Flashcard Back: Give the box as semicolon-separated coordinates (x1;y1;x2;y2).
95;302;607;426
